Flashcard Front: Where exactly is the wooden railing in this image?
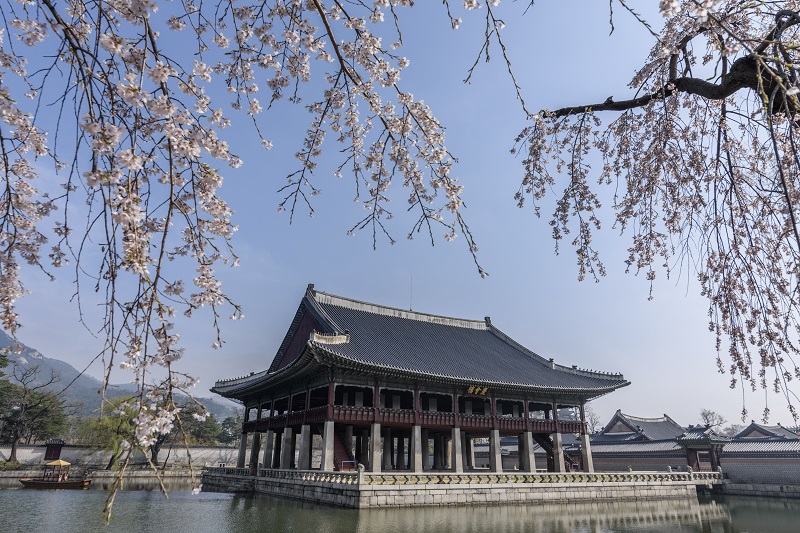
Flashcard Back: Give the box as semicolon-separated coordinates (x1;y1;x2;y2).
242;406;585;434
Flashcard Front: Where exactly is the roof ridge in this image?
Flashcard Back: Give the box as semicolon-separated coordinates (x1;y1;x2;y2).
312;289;487;330
620;412;675;423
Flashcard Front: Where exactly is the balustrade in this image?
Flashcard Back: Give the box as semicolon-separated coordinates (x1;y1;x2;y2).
204;466;722;487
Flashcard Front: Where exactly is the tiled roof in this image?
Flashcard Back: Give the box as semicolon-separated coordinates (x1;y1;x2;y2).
733;422;799;440
677;426;730;446
588;440;684;453
723;439;800;454
590;432;643;443
305;288;629;394
598;410;685;441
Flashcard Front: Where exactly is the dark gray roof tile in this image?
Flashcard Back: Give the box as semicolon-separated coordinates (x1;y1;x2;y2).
309;289;628;393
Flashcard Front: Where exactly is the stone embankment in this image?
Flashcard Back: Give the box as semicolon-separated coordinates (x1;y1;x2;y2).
202;467;720;508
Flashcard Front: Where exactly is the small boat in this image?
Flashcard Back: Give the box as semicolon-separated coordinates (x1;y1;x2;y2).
19;459;91;489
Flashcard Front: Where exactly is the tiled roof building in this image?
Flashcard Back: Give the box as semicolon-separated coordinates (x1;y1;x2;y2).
212;285;629;474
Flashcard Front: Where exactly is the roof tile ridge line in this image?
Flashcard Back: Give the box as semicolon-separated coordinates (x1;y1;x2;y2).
487;324;625;380
304;287;345;334
620;413;672;423
314;290;486;330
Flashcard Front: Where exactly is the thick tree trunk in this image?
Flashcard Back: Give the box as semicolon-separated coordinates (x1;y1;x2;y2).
8;436;19;463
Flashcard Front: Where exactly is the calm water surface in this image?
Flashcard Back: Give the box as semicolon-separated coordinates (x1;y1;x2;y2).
1;480;798;533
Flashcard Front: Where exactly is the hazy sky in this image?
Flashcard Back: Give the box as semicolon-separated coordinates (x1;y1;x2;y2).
11;2;795;429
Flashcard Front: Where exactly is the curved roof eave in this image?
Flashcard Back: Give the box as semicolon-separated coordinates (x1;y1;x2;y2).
210;348;321;398
311;344;629;399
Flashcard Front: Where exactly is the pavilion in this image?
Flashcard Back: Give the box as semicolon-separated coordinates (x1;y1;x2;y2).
211;284;630;475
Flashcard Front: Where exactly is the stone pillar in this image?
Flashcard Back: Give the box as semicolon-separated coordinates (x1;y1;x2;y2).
552;431;566;473
369;423;382;473
489;429;502;472
421;429;430;470
520;431;535;472
360;429;370;468
262;430;275;470
320;420;335;471
280;427;293;469
466;434;475;469
297;424;312;470
396;433;407;470
580;432;594;473
272;431;282;468
452;427;463;473
345;425;354;457
461;432;469;470
249;431;262;474
433;435;443;470
236;433;248;469
382;427;394;470
288;431;297;469
445;436;452;469
410;425;423;472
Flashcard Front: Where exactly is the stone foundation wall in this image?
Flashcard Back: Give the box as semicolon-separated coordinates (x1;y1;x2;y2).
721;482;800;499
592;455;687;473
720;456;800;484
202;469;713;508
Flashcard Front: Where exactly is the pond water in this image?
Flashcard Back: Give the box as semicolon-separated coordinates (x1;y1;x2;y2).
0;481;798;533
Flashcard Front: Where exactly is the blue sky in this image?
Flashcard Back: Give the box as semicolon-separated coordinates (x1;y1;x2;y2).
10;2;793;429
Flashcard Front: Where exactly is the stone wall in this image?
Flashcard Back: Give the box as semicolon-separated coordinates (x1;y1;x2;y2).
202;468;715;509
0;444;238;468
592;455;687;473
720;456;800;484
722;482;800;498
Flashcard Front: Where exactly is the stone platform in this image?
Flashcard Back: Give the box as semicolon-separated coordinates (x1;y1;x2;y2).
202;467;721;508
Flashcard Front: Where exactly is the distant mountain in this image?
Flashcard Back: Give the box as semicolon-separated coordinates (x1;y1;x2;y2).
0;331;239;420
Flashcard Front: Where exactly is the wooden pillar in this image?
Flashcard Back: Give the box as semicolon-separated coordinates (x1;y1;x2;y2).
326;379;336;420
